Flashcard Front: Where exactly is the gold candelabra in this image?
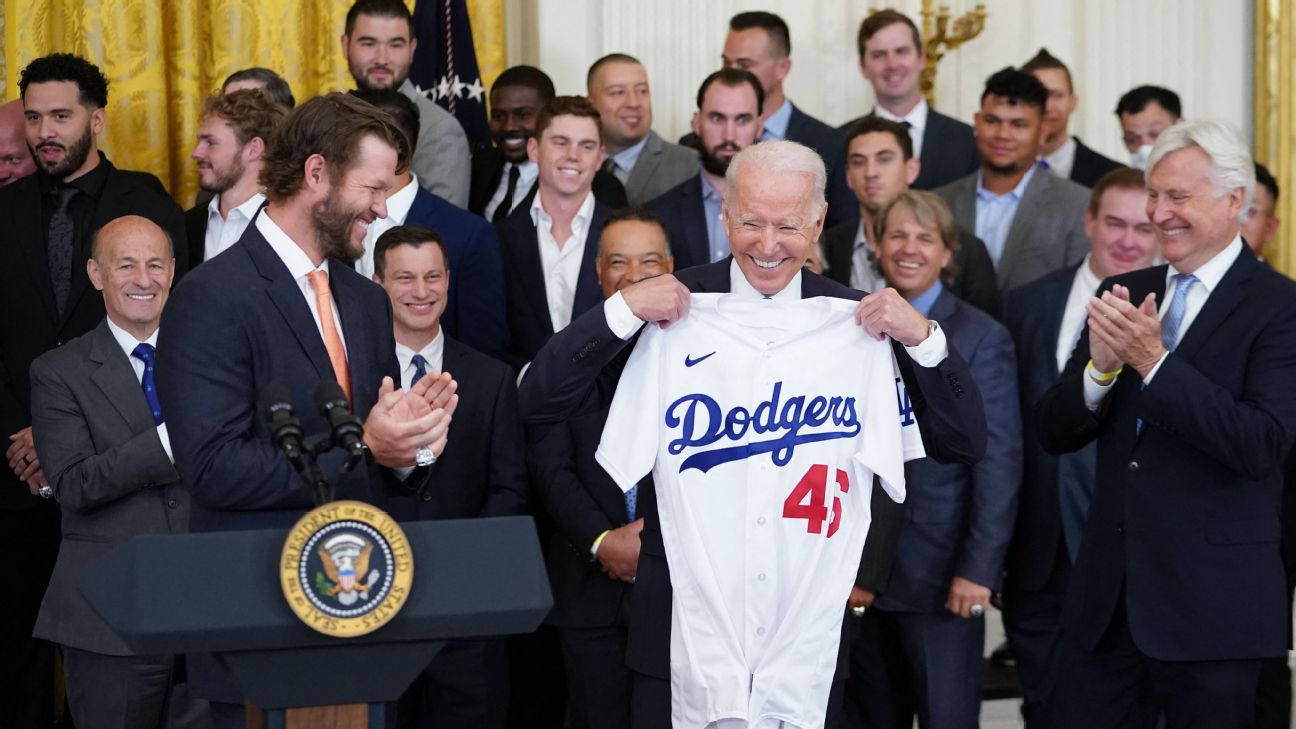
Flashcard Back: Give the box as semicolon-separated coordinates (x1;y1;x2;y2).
919;1;988;106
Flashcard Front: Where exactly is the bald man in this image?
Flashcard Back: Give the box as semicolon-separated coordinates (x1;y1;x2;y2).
0;99;35;187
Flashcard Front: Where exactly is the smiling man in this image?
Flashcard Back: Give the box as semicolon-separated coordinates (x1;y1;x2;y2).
0;54;187;727
935;67;1089;291
341;0;470;208
0;100;35;187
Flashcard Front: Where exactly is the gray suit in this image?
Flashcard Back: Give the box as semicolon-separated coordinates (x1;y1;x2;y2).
935;168;1090;291
623;130;699;206
30;319;197;728
400;80;471;209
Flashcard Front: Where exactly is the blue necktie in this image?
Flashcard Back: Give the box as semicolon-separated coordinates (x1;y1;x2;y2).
411;354;428;387
625;484;638;521
1161;273;1199;352
132;343;163;426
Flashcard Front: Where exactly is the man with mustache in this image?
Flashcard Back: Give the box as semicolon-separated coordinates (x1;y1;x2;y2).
186;89;286;266
647;68;764;271
341;0;471;208
0;52;187;729
155;93;456;728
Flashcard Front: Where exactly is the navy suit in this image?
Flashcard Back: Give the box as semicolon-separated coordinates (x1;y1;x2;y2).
647;174;711;271
1000;264;1097;728
494;199;611;366
404;186;511;361
785;104;855;229
839;109;979;191
1037;250;1296;728
1067;137;1125;189
846;288;1020;729
518;259;988;729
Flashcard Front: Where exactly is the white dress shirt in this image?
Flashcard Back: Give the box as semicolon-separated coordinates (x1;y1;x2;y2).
531;190;596;332
873;99;929;160
1042;136;1078;181
1083;236;1244;408
355;173;422;278
256;211;347;352
395;331;446;391
484;160;538;221
1057;254;1102;372
849;220;887;294
104;317;172;462
205;191;265;261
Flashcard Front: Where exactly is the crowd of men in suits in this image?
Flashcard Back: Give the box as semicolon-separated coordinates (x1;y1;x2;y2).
2;1;1293;728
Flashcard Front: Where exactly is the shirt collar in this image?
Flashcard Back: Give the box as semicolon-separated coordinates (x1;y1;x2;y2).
873;98;928;136
1076;253;1102;292
908;280;944;316
762;99;795;140
105;315;159;355
43;151;112;199
395;329;445;375
209;190;266;222
729;258;802;302
699;171;722;202
384;173;421;225
256;209;330;281
976;163;1036;202
529;188;596;229
1042;136;1078;173
854;218;870;250
611;135;650;172
1168;235;1244;294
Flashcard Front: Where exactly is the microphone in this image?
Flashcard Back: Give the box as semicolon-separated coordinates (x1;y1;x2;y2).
314;381;365;471
259;384;308;472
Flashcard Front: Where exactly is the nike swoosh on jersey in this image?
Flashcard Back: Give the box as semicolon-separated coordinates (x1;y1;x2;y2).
684;352;716;367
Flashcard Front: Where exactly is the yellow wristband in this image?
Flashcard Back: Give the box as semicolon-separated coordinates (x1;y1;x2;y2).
1086;359;1123;383
590;529;612;559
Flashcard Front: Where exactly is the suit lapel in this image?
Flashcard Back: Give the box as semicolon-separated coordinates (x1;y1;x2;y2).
330;268;371;403
1172;249;1255;360
572;203;608;317
625;133;663;202
998;170;1048;286
13;177;59;326
88;320;155;433
244;226;335;384
1040;269;1076;377
508;215;554;335
682;177;711;266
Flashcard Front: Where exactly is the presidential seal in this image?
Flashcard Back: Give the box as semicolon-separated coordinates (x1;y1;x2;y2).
280;500;414;638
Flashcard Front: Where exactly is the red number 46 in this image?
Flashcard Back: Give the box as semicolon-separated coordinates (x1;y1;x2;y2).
782;464;850;538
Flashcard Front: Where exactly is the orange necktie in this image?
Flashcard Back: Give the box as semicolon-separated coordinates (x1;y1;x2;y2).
306;270;351;400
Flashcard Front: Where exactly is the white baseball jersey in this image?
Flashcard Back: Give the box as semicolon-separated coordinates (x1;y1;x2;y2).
596;293;925;729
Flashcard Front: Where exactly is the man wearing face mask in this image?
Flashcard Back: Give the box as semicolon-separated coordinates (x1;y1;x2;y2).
1115;85;1182;171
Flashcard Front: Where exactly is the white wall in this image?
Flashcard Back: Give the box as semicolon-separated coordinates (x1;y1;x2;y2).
509;0;1253;162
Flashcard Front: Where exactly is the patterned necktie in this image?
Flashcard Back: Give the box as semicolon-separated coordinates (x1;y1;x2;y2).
132;343;164;426
625;484;638;521
1161;273;1199;352
306;270;351;400
411;353;428;387
48;187;79;317
493;164;522;223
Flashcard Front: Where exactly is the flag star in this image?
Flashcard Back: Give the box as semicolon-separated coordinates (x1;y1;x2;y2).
465;78;485;102
436;76;453;101
451;75;466;98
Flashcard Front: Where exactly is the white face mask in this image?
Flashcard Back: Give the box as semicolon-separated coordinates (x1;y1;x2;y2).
1129;144;1154;170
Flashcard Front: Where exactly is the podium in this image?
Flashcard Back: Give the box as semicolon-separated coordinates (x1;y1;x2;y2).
80;516;552;728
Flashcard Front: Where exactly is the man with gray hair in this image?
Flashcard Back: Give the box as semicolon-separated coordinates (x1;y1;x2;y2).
1038;120;1296;729
519;139;987;728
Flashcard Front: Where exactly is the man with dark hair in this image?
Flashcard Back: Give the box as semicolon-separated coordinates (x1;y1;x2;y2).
222;67;296;108
821;115;1001;317
648;69;764;270
470;65;626;221
0;100;35;187
187;89;286;265
586;54;699;205
935;67;1089;291
1115;85;1182;169
720;11;855;227
1021;48;1123;188
156;93;456;727
1001;166;1159;729
496;96;616;366
341;0;471;208
370;224;526;729
0;53;187;728
529;206;672;729
1242;162;1280;259
841;9;979;190
349;88;509;361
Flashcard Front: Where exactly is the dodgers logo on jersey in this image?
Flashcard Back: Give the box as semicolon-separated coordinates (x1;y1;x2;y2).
664;381;860;473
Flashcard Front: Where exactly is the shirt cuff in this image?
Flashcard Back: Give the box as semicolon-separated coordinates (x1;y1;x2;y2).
605;292;646;340
902;323;948;367
1083;363;1118;411
156;423;174;463
1141;351;1170;385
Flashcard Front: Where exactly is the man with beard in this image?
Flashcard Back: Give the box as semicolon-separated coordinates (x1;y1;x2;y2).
647;69;763;271
1021;49;1123;188
155;93;457;728
185;90;286;266
470;65;626;221
0;100;35;187
935;67;1089;292
0;52;186;729
341;0;471;208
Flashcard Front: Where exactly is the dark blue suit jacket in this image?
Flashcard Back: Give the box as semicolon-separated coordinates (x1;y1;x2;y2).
647;174;711;271
404;187;510;361
1068;137;1125;189
1038;250;1296;660
495;199;611;366
1002;265;1096;590
156;219;402;534
875;288;1020;612
785;104;854;229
